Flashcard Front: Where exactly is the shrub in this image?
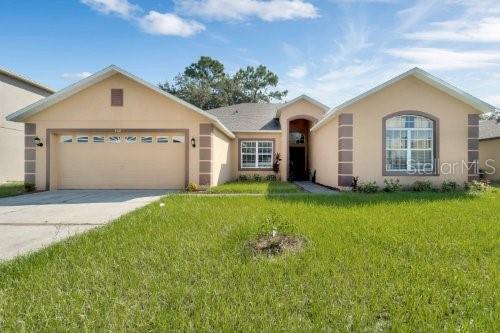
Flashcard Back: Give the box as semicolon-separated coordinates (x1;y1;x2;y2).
186;182;198;192
464;180;489;192
411;180;433;192
358;181;379;193
253;174;262;182
24;183;36;192
238;174;249;182
265;174;277;181
441;180;459;192
383;179;401;192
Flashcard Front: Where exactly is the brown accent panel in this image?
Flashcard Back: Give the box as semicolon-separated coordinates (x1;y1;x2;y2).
200;123;212;135
339;113;353;125
338;162;353;175
238;138;276;171
467;162;478;175
468;126;479;138
382;110;440;176
338;150;353;162
338;138;353;150
111;89;123;106
25;161;36;173
339;125;353;138
45;128;189;191
468;138;479;150
199;148;211;161
25;148;36;161
25;174;35;184
199;136;211;148
338;175;352;187
25;136;35;148
25;123;36;135
468;114;479;126
199;174;211;186
468;150;479;161
468;175;479;181
200;161;211;173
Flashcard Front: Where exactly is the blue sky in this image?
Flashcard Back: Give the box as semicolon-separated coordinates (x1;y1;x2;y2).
1;0;499;108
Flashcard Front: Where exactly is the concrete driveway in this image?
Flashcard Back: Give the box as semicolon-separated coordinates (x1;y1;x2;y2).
0;190;172;261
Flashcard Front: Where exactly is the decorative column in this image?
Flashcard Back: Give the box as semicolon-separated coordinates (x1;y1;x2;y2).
467;114;479;181
338;113;353;187
199;123;212;186
24;123;36;186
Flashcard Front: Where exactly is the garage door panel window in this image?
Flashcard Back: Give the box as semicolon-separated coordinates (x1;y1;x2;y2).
157;136;170;144
93;136;105;143
60;135;73;143
109;136;121;144
125;136;137;143
141;136;153;143
76;136;89;143
240;140;273;169
172;136;185;144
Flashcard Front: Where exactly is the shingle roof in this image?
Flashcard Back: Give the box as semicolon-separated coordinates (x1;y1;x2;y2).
479;119;500;140
206;103;281;131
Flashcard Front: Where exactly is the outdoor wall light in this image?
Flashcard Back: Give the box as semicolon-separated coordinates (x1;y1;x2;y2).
34;137;43;147
191;137;196;148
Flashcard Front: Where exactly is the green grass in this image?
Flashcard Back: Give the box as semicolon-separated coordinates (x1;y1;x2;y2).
0;181;26;198
208;181;301;194
0;190;499;331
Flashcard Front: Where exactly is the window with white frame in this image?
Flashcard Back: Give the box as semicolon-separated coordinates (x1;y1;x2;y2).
240;140;273;169
385;115;434;172
125;136;137;143
141;136;153;143
60;135;73;143
93;136;105;143
76;136;89;143
172;136;184;143
108;136;121;144
157;136;170;143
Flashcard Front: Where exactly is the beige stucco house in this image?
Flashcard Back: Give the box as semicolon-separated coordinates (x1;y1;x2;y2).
479;117;500;181
6;65;495;190
0;68;53;183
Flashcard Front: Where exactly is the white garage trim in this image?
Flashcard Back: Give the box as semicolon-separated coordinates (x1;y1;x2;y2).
45;128;190;190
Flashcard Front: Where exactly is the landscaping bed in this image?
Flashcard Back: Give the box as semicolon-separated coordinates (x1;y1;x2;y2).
207;181;301;194
0;190;498;331
0;181;28;198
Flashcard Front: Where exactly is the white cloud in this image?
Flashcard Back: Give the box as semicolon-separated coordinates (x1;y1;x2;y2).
387;47;500;70
139;11;205;37
317;63;375;81
175;0;319;22
287;65;308;79
80;0;139;17
397;0;441;32
61;72;93;80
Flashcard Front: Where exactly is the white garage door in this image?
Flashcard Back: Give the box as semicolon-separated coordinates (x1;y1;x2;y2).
55;132;186;189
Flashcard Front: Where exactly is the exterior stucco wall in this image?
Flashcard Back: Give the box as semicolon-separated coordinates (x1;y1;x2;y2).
233;132;282;179
279;100;326;181
310;117;339;187
346;76;476;186
479;138;500;181
212;127;234;185
24;73;225;190
0;73;51;183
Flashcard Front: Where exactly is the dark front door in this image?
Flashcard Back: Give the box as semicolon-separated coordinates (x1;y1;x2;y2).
289;147;306;180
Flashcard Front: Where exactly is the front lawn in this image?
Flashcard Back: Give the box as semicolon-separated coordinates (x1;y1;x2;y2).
0;191;499;331
208;180;301;194
0;181;26;198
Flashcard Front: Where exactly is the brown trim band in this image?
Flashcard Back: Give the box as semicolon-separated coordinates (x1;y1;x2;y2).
338;113;353;187
199;124;212;186
238;138;276;171
45;128;190;190
382;111;440;177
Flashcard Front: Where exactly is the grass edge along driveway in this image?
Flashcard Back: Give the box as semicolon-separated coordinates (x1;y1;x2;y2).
0;190;498;331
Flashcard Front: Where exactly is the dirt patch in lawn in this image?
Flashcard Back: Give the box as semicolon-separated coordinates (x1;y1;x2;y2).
249;235;305;256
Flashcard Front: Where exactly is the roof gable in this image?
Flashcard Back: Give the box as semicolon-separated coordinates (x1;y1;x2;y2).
6;65;235;139
0;67;54;94
276;94;329;117
311;68;496;131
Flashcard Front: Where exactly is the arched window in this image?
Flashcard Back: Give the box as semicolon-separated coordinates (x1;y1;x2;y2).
385;115;435;173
